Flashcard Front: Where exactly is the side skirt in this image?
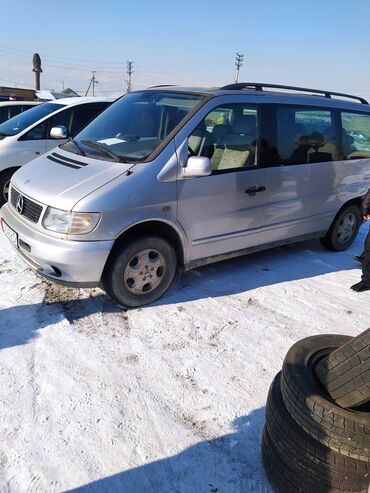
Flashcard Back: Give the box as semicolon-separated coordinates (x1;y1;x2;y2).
184;231;326;271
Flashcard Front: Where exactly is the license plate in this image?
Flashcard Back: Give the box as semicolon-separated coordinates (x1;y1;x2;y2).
2;221;18;248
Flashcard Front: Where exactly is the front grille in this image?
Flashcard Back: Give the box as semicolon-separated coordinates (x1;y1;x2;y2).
10;188;43;223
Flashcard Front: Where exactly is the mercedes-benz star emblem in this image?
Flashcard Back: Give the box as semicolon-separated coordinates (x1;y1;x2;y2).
16;195;24;214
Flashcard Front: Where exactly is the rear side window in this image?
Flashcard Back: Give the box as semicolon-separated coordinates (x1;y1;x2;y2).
277;107;337;165
9;105;23;118
0;104;33;123
0;103;63;137
341;112;370;159
0;107;9;124
0;105;24;124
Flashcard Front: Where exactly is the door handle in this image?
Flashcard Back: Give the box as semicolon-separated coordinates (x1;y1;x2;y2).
245;185;266;195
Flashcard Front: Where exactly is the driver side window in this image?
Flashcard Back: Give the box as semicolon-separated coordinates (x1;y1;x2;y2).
188;104;258;172
21;109;73;141
22;121;48;140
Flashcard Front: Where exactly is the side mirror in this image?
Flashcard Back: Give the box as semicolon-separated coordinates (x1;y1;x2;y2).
50;125;68;139
183;156;212;178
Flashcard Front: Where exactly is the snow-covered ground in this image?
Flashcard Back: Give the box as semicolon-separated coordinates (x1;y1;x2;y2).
1;224;370;493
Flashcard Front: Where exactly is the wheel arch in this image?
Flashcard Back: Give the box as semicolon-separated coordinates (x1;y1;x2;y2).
0;166;21;175
335;196;362;216
327;196;363;232
0;166;21;185
104;219;186;272
0;166;21;204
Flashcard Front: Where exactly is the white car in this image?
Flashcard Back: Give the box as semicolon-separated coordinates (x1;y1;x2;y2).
0;101;40;124
0;96;113;205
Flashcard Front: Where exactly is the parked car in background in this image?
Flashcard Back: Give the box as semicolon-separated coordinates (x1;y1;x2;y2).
348;130;370;147
2;83;370;308
0;97;113;205
0;101;40;124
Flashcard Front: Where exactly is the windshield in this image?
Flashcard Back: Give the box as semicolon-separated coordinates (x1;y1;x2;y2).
0;102;64;136
62;91;205;163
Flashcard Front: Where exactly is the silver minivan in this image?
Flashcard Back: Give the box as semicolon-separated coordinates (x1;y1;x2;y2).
2;83;370;307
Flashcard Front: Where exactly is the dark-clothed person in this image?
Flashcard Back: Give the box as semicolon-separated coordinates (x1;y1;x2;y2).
351;188;370;292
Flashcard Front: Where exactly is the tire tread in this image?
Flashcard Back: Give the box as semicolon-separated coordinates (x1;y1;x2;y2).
280;335;370;461
316;328;370;408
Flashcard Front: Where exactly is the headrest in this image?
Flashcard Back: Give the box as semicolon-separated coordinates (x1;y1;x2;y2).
232;114;256;134
212;123;232;141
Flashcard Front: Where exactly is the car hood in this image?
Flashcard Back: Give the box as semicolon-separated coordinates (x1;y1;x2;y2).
12;148;135;211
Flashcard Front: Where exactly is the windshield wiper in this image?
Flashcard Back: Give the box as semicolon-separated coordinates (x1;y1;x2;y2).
69;137;86;156
80;140;122;162
0;132;10;137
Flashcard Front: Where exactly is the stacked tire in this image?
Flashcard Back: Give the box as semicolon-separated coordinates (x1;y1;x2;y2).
262;331;370;493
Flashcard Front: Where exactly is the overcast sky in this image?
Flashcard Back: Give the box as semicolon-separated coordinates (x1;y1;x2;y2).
1;0;369;99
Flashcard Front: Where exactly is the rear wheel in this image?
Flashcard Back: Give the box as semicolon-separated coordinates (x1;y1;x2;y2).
0;168;16;207
320;204;362;251
103;235;177;308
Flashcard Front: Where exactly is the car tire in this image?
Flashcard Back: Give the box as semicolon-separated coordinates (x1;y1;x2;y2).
262;427;369;493
280;335;370;461
320;204;362;251
316;328;370;409
102;235;177;308
0;168;15;207
265;372;370;491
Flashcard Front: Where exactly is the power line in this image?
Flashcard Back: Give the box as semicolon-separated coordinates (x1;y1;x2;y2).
0;47;224;84
0;50;124;73
0;44;125;66
0;44;224;81
0;77;31;87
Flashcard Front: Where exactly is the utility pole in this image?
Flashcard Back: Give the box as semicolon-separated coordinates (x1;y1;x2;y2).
85;71;99;96
234;52;244;83
126;61;133;93
92;71;98;96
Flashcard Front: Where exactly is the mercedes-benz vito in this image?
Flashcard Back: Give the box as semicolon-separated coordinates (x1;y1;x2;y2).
2;83;370;307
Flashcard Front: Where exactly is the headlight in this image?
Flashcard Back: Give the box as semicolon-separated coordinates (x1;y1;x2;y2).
42;207;101;234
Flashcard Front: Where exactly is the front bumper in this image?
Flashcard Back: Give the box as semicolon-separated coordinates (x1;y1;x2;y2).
1;203;114;287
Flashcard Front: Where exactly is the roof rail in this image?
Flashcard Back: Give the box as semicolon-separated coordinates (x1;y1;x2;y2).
219;82;369;105
148;84;177;88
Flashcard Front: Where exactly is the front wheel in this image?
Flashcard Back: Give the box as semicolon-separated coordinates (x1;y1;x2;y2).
103;236;177;308
320;204;362;251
